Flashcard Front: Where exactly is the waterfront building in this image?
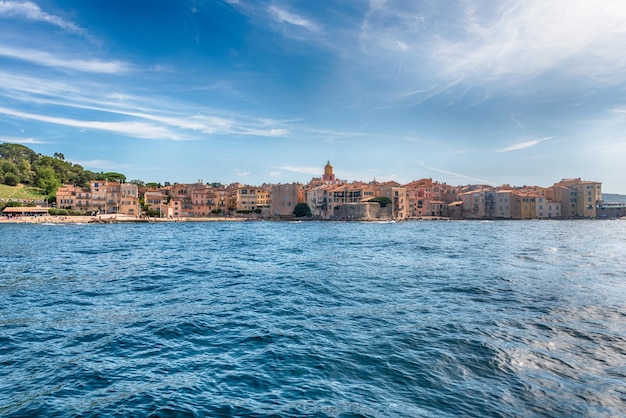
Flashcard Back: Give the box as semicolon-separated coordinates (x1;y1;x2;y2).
229;185;270;212
427;201;448;217
118;183;140;215
546;179;602;218
378;184;407;220
55;181;138;215
535;198;561;219
56;185;80;210
462;189;490;219
307;184;336;219
495;190;512;219
144;190;170;217
511;191;534;219
270;183;305;217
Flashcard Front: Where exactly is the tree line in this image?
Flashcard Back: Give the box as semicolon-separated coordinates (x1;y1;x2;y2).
0;143;127;195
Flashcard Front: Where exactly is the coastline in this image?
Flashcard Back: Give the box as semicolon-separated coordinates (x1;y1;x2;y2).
0;214;248;224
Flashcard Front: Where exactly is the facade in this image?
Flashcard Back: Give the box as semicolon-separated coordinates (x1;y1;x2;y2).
462;189;487;219
270;183;305;217
378;185;407;220
56;185;79;210
535;198;561;219
547;178;602;218
495;190;512;219
54;169;601;222
230;186;270;212
55;181;139;215
118;183;140;215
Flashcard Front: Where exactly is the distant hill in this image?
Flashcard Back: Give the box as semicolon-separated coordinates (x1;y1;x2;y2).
603;193;626;203
0;143;126;196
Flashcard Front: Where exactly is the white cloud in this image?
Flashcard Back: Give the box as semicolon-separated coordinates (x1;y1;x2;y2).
0;0;86;35
268;5;319;32
0;45;129;73
419;161;496;185
73;159;124;170
269;171;281;177
275;165;320;176
497;137;552;153
358;0;626;87
0;72;296;141
0;106;186;140
440;1;626;82
0;136;46;144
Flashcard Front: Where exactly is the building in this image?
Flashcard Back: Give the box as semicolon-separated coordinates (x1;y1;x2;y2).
322;160;335;182
547;178;602;218
462;189;490;219
56;185;79;210
270;183;305;217
229;185;270;212
378;184;407;220
55;181;139;215
495;190;512;219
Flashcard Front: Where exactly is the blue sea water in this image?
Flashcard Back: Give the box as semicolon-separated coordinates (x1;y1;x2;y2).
1;220;625;417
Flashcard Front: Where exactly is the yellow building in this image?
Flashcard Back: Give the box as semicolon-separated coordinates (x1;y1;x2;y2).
230;186;270;212
547;178;602;218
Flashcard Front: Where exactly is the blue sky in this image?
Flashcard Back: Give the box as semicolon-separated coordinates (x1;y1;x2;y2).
1;0;626;192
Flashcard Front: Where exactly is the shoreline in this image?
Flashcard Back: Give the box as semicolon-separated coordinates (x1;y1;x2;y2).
1;215;618;224
0;214;249;224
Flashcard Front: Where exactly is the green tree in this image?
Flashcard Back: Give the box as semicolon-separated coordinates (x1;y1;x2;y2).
0;143;37;163
3;172;20;186
293;203;312;217
102;172;126;182
17;159;33;184
1;160;18;176
35;166;61;195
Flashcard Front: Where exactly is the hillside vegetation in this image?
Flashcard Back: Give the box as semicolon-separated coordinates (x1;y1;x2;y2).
0;143;126;198
0;184;47;201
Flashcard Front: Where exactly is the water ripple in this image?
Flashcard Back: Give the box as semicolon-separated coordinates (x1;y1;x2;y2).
1;220;625;417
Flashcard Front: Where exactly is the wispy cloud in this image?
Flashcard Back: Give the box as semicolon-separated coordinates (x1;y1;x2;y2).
496;137;552;153
0;106;186;140
0;45;129;74
358;0;626;88
438;1;626;83
419;161;496;185
73;159;126;170
275;165;320;176
0;0;87;36
268;5;319;32
0;136;47;144
0;71;297;141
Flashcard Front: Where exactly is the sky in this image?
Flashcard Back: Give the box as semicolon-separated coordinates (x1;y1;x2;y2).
1;0;626;192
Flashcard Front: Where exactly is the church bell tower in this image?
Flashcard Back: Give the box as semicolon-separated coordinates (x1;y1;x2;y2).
322;160;335;182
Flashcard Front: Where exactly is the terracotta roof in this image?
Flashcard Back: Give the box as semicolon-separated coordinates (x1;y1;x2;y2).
2;206;49;214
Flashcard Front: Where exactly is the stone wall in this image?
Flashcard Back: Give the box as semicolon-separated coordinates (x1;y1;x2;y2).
333;202;393;221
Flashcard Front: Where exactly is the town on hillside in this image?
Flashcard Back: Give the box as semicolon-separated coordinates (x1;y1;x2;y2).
3;161;625;221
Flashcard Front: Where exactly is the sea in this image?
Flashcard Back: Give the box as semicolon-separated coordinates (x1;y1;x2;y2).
1;220;625;417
